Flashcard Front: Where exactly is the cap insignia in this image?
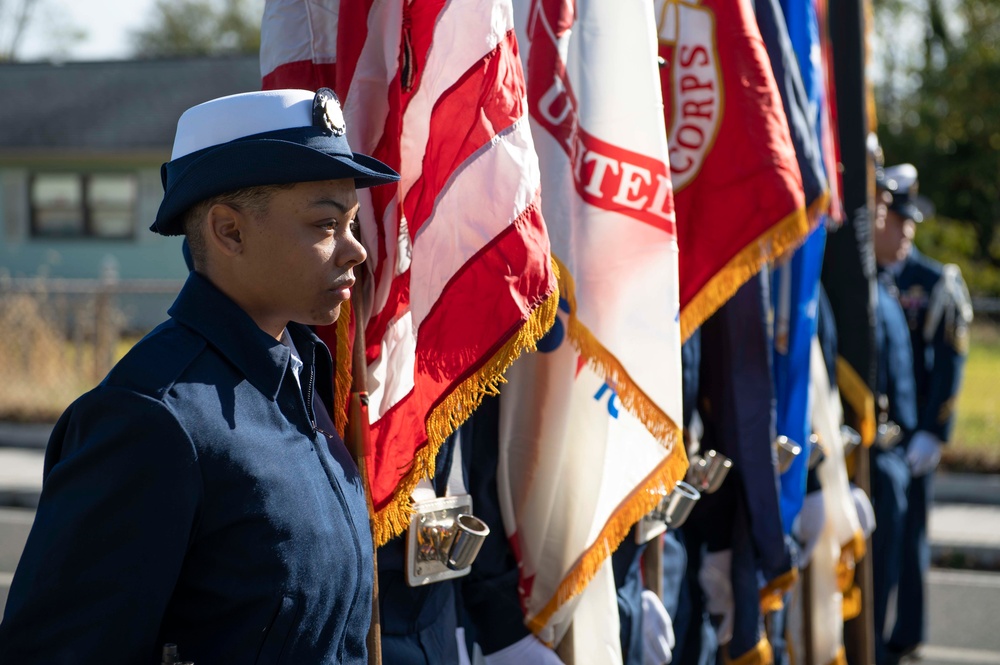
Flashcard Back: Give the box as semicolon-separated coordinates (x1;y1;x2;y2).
313;88;346;137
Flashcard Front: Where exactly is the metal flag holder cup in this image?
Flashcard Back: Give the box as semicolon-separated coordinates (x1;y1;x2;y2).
686;449;733;494
875;420;903;450
840;425;863;457
636;480;702;543
874;393;903;450
774;435;803;474
405;495;490;586
161;644;194;665
807;433;826;470
655;480;702;527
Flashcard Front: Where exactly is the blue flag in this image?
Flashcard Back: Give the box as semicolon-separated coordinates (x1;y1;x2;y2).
757;0;829;534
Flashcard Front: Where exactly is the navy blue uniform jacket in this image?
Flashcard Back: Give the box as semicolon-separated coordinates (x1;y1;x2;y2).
0;272;374;664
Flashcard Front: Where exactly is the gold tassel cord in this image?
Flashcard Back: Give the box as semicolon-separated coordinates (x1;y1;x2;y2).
527;446;688;634
837;527;868;624
836;531;866;593
849;529;866;562
841;585;862;621
835;357;876;447
680;202;815;342
723;636;775;665
368;261;561;547
332;298;354;438
759;567;800;614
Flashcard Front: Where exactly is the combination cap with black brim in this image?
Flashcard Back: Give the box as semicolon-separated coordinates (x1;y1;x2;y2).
881;163;929;223
151;88;400;236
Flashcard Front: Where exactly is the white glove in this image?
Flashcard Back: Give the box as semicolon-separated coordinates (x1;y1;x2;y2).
456;628;472;665
698;549;734;646
907;430;943;477
641;589;676;665
851;486;876;540
483;634;565;665
792;491;826;568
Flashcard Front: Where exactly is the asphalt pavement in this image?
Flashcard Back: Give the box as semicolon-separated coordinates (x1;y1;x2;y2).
2;424;1000;566
1;425;1000;661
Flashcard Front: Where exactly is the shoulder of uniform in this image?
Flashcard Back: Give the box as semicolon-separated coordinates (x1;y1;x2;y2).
921;262;974;346
103;320;207;401
936;263;972;311
905;251;944;284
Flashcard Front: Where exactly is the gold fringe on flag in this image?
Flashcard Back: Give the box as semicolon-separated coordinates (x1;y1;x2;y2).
806;190;832;227
527;446;689;634
525;254;688;634
553;255;686;447
368;259;561;547
723;636;775;665
679;198;822;342
759;567;800;613
332;298;354;439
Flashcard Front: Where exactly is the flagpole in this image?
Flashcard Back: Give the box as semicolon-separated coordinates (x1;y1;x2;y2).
641;534;664;602
802;561;816;665
825;0;877;661
347;268;382;665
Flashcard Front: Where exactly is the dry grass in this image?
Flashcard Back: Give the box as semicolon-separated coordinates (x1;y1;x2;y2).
0;294;132;422
1;295;998;474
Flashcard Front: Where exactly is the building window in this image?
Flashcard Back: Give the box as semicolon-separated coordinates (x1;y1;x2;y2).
30;173;137;239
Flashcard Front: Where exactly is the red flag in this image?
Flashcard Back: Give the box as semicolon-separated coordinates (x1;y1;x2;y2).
261;0;558;544
656;0;810;339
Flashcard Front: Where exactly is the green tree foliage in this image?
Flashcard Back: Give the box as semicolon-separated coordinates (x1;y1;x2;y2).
131;0;263;58
876;0;1000;287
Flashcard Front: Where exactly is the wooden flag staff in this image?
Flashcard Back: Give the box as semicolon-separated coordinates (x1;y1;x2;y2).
345;267;382;665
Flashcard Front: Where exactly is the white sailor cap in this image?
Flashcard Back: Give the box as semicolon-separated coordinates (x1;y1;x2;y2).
152;88;399;236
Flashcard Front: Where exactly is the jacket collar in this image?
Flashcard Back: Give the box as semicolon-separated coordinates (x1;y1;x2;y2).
169;271;327;400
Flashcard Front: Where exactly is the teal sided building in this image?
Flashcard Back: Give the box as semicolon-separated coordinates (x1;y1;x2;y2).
0;56;262;329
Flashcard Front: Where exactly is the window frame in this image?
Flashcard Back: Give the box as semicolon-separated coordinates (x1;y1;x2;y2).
29;172;139;241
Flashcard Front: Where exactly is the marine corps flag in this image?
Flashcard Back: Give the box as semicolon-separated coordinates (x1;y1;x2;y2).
498;0;685;648
655;0;811;340
260;0;559;544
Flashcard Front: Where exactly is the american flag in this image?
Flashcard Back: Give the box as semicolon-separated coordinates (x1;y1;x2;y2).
261;0;559;544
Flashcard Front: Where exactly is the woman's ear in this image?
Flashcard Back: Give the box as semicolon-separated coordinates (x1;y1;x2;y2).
205;203;245;256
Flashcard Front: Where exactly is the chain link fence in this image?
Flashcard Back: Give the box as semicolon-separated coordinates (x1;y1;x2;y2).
2;277;999;425
0;275;182;422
